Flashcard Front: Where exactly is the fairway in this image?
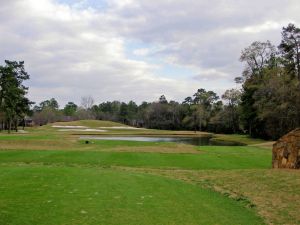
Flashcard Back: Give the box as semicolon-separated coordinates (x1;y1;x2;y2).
0;165;263;225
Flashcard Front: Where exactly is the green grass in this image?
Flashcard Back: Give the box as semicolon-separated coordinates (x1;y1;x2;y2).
0;146;271;170
0;165;264;225
142;169;300;225
0;134;57;140
78;139;176;148
0;120;290;224
211;134;267;145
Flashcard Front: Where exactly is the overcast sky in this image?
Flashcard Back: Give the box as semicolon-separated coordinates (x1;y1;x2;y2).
1;0;299;106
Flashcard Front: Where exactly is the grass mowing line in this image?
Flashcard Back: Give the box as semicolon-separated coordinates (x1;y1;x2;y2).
0;165;264;225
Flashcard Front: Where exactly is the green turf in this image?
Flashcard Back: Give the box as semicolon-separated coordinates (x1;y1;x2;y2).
0;165;264;225
0;146;271;170
0;121;275;224
0;134;57;140
78;139;176;148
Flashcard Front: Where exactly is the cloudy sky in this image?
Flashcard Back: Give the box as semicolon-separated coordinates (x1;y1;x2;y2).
1;0;299;106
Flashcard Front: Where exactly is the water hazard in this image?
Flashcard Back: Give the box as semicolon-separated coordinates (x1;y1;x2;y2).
80;136;244;146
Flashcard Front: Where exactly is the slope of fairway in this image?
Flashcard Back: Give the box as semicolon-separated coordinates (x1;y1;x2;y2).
0;165;264;225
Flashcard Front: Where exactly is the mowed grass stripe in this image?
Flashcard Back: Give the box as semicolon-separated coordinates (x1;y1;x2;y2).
0;166;264;225
0;146;271;170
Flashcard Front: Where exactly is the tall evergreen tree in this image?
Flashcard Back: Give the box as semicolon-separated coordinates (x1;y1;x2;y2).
278;23;300;80
0;60;32;133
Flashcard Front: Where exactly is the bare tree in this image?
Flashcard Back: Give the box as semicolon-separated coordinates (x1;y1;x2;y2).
81;96;94;110
240;41;275;78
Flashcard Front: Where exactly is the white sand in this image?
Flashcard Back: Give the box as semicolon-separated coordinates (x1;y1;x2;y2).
52;125;88;128
58;129;107;132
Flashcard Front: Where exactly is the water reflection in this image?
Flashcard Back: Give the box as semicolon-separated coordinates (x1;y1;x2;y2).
80;136;244;146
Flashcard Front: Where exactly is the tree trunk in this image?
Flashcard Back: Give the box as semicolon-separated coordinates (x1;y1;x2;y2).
8;119;11;134
15;119;18;132
199;118;202;132
22;118;25;130
249;123;252;137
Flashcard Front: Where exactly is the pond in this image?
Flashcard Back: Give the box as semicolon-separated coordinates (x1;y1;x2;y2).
80;136;245;146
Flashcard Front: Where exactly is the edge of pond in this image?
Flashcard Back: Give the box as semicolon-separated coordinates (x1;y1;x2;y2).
75;133;247;146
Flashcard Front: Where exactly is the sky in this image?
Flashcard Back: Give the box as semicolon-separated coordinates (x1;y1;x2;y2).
1;0;300;106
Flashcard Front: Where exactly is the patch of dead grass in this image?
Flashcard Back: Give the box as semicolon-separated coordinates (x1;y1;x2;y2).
0;140;75;150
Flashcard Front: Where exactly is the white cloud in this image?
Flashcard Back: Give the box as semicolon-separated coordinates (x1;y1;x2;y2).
222;21;288;35
0;0;201;105
133;48;150;56
193;69;230;81
107;0;300;70
1;0;300;106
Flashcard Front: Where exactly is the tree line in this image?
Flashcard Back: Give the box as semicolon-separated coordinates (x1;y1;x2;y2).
31;89;241;135
2;23;300;139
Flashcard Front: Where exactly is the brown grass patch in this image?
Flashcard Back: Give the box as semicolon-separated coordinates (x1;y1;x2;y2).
0;140;75;151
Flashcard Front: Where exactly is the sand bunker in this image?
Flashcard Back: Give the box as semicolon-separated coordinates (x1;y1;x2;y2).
53;125;107;132
52;125;88;129
59;129;107;132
